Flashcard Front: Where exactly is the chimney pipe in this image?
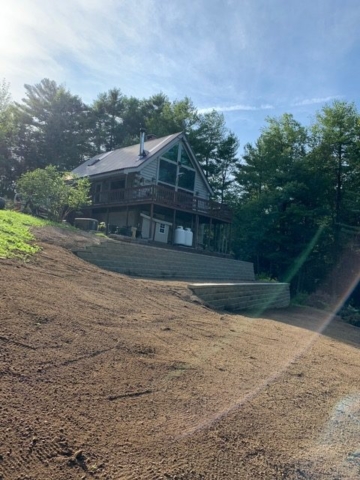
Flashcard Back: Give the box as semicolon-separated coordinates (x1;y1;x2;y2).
139;128;146;157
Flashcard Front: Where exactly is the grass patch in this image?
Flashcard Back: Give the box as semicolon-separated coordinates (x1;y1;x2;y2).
0;210;50;259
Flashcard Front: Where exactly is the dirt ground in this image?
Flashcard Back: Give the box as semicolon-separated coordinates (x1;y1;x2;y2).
1;227;360;479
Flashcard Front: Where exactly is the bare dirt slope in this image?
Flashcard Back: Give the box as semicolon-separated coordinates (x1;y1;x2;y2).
1;227;360;479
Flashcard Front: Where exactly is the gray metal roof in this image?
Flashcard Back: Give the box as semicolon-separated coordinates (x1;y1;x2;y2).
72;132;182;178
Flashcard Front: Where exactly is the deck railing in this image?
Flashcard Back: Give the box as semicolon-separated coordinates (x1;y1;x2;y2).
92;184;231;221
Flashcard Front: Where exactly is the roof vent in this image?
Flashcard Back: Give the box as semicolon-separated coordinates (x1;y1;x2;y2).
88;158;100;166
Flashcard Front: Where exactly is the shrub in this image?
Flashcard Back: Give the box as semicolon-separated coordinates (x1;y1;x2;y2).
17;166;91;222
339;304;360;327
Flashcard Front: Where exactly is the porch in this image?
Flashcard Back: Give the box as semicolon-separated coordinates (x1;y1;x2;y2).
92;184;232;222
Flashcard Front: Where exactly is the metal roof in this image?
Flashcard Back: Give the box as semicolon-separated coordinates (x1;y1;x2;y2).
72;132;182;178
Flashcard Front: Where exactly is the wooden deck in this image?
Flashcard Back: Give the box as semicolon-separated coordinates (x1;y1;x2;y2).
92;185;232;221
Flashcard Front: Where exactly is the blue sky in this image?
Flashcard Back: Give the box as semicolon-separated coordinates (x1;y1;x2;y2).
2;0;360;149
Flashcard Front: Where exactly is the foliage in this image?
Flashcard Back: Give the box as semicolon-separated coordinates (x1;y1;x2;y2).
4;79;360;303
14;79;94;171
338;304;360;327
255;272;278;282
1;78;240;204
16;166;91;222
0;79;21;196
0;210;47;259
189;110;240;201
232;109;354;295
92;88;124;152
290;292;309;306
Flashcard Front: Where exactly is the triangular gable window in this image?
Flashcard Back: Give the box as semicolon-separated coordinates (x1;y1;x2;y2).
161;144;178;163
158;141;196;192
180;146;192;167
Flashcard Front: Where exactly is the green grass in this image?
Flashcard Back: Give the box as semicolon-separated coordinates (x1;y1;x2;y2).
0;210;50;259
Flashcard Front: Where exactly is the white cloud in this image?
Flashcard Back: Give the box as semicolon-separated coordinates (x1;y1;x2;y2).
198;104;274;114
1;0;360;146
291;96;342;107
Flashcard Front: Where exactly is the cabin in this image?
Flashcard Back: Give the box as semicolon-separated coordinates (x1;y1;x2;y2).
71;130;232;253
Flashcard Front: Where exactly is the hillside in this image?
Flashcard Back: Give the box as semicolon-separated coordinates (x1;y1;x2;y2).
1;225;360;479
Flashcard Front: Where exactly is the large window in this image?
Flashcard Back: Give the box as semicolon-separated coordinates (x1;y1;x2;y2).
158;143;196;192
178;166;195;190
159;159;177;185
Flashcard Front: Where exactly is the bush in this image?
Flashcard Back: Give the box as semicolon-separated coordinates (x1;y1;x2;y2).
290;292;309;306
339;304;360;327
255;272;277;282
17;166;91;222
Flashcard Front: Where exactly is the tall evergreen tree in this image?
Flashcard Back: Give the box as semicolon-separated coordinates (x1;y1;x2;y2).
232;113;329;291
188;110;240;201
14;79;93;171
0;79;20;196
310;101;360;232
309;101;360;294
92;88;124;152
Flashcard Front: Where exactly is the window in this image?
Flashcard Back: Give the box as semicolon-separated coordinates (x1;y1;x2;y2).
158;143;196;192
178;166;195;191
180;147;192;167
162;145;178;163
159;159;177;185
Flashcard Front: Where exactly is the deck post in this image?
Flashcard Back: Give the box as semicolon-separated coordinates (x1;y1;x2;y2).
150;203;154;240
105;208;110;235
227;223;232;253
172;209;177;244
194;214;199;248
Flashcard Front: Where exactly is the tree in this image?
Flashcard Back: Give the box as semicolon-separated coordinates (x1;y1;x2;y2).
188;110;240;201
91;88;124;152
188;110;225;180
0;79;20;197
237;113;308;199
308;101;360;295
144;94;197;138
212;131;240;203
310;101;360;231
14;79;93;171
17;166;91;221
232;113;331;292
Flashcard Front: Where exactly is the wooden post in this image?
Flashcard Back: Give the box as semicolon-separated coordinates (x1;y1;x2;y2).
126;205;129;227
150;203;154;241
215;222;218;252
105;208;110;235
228;223;232;254
209;217;212;250
172;209;177;244
195;214;199;249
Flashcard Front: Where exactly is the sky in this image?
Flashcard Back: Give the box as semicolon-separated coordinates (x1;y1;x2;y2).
2;0;360;150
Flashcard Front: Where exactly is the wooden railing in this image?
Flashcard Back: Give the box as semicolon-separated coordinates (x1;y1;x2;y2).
92;185;232;221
